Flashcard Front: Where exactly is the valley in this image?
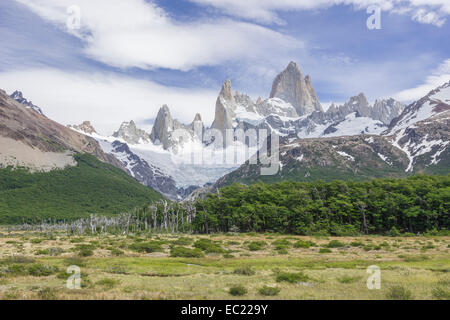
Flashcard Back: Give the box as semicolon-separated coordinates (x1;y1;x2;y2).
0;231;448;300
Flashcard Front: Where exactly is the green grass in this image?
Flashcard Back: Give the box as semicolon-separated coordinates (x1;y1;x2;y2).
0;153;163;223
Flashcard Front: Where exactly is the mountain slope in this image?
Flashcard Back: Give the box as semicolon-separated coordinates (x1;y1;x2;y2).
386;81;450;173
0;153;163;224
215;135;409;187
212;82;450;189
0;89;124;171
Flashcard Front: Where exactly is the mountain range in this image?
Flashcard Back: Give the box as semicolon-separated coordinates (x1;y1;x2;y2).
1;61;449;203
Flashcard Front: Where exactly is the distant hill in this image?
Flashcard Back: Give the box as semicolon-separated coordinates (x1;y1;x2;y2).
0;153;163;224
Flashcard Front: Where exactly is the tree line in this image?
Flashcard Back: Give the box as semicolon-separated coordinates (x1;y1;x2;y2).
10;175;449;236
192;175;449;235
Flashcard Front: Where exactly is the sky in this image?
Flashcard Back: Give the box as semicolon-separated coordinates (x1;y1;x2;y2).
0;0;449;134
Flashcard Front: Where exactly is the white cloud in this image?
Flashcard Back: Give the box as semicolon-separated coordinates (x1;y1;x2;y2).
0;68;219;135
13;0;301;71
189;0;449;27
394;59;450;102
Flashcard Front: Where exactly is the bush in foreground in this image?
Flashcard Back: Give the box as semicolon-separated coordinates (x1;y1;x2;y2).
258;286;281;296
170;246;204;258
229;285;247;296
386;285;414;300
276;272;309;284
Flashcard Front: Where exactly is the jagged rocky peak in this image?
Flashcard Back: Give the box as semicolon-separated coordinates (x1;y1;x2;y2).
349;93;371;117
371;98;406;125
388;81;450;134
193;113;202;122
150;104;189;150
189;113;204;137
270;61;323;116
150;104;174;146
68;121;97;135
10;90;45;116
220;79;235;102
211;79;237;134
113;120;150;145
256;98;298;118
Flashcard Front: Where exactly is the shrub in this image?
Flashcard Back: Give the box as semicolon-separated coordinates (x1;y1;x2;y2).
276;272;309;283
36;248;64;256
272;239;291;247
64;257;86;267
233;266;255;276
337;275;361;284
27;264;59;277
96;278;120;290
319;248;332;253
171;237;193;246
326;240;346;248
129;242;163;253
194;239;225;254
1;256;35;264
37;287;57;300
35;249;49;256
109;248;124;256
350;241;363;247
78;248;94;257
229;285;247;296
248;241;267;251
258;286;280;296
432;286;450;300
170;246;204;258
386;285;413;300
293;240;315;248
388;226;401;237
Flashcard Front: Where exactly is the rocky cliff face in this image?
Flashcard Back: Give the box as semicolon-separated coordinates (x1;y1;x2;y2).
211;80;236;136
0;90;125;171
372;98;405;125
270;61;323;115
107;140;195;200
214;134;410;188
68;121;98;135
386;81;450;173
150;105;200;150
10;90;45;116
113;120;150;145
212;82;450;189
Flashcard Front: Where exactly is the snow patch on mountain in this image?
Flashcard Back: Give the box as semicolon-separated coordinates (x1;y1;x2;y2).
336;150;355;162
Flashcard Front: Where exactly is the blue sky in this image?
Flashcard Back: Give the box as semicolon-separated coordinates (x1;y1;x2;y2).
0;0;449;134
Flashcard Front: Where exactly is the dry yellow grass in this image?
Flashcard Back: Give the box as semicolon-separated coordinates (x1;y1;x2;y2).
0;231;448;300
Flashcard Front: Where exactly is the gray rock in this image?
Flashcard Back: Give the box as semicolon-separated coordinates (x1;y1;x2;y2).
371;98;406;125
113;120;150;145
211;79;236;136
10;90;45;116
269;61;323;115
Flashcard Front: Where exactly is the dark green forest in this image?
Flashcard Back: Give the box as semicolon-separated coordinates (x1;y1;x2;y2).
0;153;163;224
192;175;450;235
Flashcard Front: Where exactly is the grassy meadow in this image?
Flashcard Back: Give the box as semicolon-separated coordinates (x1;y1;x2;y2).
0;230;448;300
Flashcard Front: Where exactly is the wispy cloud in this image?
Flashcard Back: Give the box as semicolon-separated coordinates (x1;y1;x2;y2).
189;0;450;27
0;68;219;134
394;59;450;102
13;0;302;71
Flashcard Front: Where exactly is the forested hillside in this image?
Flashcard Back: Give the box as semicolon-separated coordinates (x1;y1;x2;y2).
193;175;450;235
0;153;163;224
